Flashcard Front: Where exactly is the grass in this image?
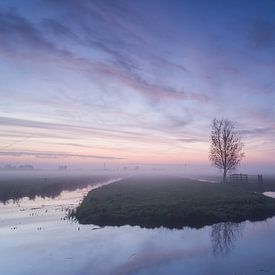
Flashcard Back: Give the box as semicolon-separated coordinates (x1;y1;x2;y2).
73;175;275;229
0;174;119;203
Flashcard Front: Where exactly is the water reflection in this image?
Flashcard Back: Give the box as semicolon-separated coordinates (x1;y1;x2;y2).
0;175;120;203
211;222;244;256
1;183;275;275
263;192;275;199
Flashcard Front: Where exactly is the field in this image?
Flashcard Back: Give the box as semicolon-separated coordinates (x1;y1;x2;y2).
73;175;275;229
0;173;121;203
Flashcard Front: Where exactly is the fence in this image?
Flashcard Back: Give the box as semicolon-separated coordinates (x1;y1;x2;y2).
229;174;263;184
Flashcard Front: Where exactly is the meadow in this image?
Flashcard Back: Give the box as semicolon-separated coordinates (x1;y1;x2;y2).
0;173;120;203
74;175;275;229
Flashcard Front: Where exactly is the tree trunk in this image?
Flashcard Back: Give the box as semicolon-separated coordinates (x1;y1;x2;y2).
223;169;227;184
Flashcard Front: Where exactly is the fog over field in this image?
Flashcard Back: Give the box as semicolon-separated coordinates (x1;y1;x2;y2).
0;0;275;274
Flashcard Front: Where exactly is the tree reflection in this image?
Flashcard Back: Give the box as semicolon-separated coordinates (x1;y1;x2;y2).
211;222;245;256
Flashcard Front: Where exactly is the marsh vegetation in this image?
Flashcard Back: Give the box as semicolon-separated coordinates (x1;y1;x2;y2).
74;175;275;228
0;174;121;203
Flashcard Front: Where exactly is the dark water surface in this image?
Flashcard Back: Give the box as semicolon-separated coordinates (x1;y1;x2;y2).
1;179;275;275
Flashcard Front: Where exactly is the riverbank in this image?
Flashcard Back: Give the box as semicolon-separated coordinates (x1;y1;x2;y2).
2;175;275;275
0;173;123;203
73;175;275;228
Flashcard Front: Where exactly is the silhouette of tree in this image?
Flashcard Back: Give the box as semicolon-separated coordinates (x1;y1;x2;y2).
209;118;244;183
211;222;244;256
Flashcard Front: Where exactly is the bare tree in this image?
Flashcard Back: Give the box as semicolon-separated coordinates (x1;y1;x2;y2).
209;118;244;183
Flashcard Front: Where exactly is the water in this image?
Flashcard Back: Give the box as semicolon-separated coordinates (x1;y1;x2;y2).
1;184;275;274
264;192;275;199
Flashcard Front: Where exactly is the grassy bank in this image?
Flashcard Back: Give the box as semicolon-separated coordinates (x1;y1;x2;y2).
0;174;119;203
73;175;275;229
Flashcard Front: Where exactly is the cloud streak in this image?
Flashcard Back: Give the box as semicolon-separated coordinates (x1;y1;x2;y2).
0;8;207;103
0;151;123;160
0;1;274;168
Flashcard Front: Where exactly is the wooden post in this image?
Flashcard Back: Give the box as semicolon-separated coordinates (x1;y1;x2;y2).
258;174;263;184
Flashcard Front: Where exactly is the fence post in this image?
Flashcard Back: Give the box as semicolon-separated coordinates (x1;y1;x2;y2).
258;174;263;184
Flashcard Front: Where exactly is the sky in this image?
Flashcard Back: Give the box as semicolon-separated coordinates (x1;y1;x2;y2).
0;0;274;173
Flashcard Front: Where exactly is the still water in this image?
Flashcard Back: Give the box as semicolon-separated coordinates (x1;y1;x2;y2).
1;181;275;275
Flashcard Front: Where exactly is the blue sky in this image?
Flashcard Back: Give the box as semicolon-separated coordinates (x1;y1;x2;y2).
0;0;274;172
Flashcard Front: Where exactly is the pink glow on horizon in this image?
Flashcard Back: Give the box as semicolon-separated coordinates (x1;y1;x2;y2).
0;1;274;172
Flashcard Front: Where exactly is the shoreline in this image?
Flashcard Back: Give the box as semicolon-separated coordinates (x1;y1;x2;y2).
73;175;275;229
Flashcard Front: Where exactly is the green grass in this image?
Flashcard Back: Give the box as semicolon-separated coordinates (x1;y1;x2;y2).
73;175;275;229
